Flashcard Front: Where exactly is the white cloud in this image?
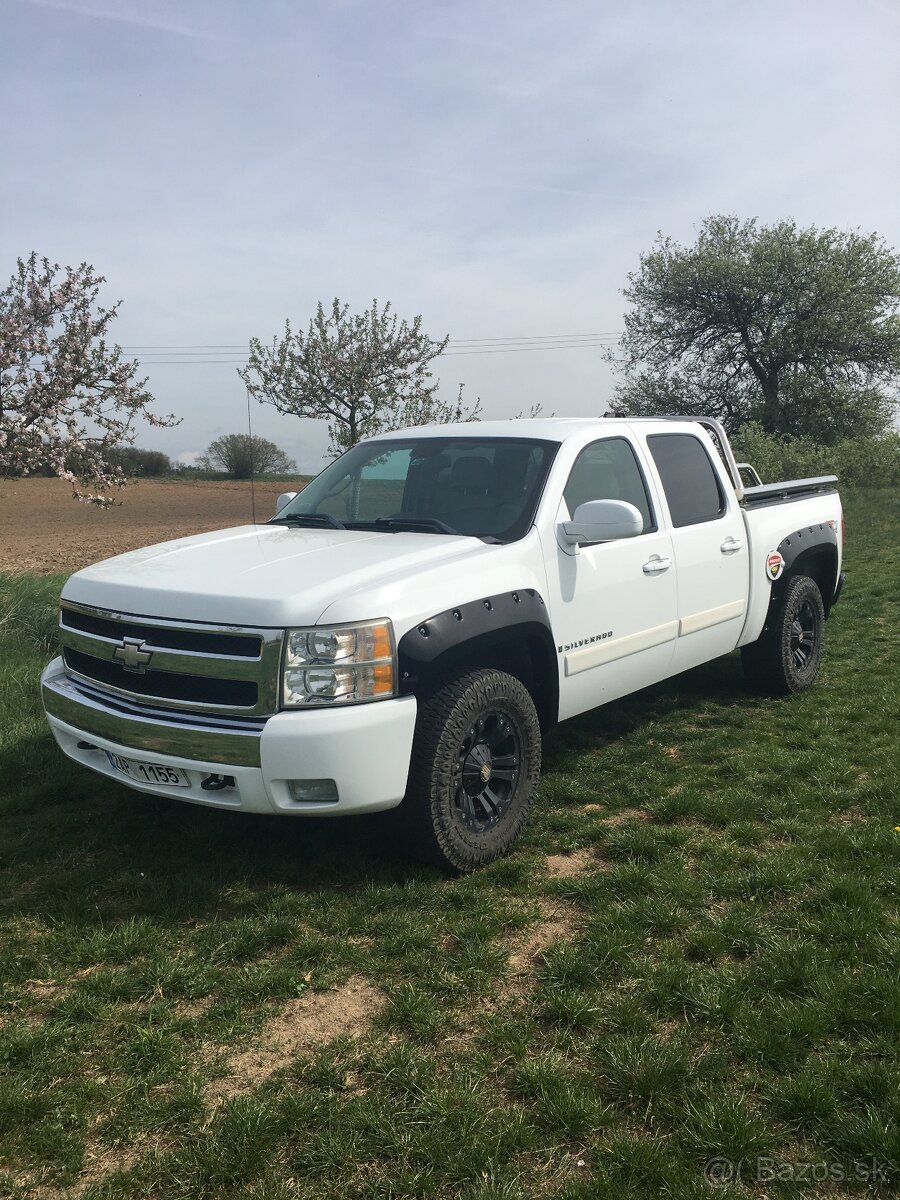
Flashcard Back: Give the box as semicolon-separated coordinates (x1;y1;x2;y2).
17;0;209;38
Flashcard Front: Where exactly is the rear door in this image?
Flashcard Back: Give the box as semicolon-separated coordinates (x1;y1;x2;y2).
644;431;749;672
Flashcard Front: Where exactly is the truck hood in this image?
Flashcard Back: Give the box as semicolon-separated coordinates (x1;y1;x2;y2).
61;524;496;627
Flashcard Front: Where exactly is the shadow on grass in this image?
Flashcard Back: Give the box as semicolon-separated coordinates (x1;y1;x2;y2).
1;762;429;927
2;653;759;929
542;650;755;773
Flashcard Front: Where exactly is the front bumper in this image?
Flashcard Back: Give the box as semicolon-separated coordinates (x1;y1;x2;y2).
41;657;418;815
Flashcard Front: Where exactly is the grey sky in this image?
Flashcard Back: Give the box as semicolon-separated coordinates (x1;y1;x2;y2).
2;0;898;471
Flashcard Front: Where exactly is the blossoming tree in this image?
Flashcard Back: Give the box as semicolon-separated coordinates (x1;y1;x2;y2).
0;253;177;503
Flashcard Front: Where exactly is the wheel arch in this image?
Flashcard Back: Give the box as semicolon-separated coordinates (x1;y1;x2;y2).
397;590;559;732
765;522;839;634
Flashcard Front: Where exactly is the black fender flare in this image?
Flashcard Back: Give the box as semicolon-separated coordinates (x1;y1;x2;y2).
764;521;840;632
397;589;559;729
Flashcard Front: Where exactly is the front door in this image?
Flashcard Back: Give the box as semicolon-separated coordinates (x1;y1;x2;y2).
542;436;679;721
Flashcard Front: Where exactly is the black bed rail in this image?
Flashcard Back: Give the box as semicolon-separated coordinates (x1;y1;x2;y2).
740;476;839;507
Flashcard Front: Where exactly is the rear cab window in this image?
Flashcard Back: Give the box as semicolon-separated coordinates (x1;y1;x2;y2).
646;434;726;527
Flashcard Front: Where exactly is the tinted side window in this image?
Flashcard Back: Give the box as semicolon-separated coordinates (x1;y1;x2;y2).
563;438;655;533
647;434;725;527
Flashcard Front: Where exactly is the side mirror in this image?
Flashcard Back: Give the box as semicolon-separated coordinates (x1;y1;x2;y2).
275;491;298;515
560;499;644;546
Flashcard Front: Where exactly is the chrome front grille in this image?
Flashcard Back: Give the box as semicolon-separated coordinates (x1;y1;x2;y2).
58;601;283;716
61;606;263;658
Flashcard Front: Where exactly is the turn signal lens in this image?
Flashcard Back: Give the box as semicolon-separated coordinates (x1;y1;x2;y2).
369;624;393;661
371;663;394;695
282;620;395;707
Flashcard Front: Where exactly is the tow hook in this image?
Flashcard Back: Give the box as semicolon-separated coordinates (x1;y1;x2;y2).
201;774;236;791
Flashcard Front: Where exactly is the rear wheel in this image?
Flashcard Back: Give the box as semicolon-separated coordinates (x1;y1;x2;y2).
400;669;541;871
741;574;826;695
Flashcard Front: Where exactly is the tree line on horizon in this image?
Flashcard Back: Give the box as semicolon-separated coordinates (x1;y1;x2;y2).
1;217;898;502
11;437;298;482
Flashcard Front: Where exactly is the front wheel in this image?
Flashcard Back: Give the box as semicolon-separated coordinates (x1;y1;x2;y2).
400;669;542;872
741;574;826;695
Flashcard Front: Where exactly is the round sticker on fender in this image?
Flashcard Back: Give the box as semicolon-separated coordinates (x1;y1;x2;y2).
766;551;785;581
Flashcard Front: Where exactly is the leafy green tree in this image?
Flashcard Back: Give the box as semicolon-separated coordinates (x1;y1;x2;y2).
106;446;171;476
732;422;900;487
240;298;479;456
198;433;296;479
608;216;900;442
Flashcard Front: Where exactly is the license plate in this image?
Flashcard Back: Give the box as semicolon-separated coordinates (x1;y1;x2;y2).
105;751;191;788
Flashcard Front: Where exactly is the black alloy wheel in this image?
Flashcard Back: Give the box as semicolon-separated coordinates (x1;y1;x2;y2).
454;708;522;835
400;669;542;871
741;573;826;695
790;598;819;671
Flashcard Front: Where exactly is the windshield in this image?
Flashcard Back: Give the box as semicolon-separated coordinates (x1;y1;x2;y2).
276;437;558;542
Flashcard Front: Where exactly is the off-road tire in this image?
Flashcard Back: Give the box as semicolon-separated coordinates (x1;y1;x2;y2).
399;669;541;872
741;574;826;696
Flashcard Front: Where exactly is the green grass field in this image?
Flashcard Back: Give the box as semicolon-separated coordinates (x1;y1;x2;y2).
1;491;898;1199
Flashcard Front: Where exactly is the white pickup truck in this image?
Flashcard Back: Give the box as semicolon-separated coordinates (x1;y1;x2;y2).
42;417;844;870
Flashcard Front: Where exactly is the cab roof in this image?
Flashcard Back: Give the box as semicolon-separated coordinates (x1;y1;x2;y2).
371;417;679;444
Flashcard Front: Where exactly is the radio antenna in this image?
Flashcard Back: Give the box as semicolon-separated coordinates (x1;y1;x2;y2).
246;385;257;524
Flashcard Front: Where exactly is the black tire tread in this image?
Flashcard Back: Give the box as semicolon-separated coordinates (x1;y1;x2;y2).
400;669;541;872
741;573;825;696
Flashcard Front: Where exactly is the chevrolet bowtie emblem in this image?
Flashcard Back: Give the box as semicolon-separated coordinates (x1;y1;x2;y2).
113;637;153;673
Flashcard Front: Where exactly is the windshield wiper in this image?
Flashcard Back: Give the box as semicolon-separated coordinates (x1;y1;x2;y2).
269;512;346;530
372;517;460;535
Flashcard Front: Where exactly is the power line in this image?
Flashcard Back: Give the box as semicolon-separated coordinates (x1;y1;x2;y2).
452;333;621;344
135;342;620;365
129;342;622;368
443;341;616;357
132;343;621;359
120;331;623;350
122;344;246;350
120;330;624;368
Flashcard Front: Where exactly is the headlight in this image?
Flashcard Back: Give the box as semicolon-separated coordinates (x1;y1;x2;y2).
282;620;396;707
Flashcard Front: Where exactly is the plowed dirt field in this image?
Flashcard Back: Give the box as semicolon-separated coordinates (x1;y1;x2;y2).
0;477;299;574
